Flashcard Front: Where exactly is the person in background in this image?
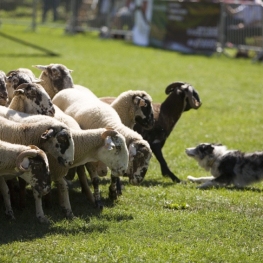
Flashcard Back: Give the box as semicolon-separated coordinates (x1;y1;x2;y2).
225;0;263;58
132;0;153;46
42;0;60;23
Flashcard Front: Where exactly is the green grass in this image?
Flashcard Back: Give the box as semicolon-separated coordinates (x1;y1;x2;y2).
1;23;263;262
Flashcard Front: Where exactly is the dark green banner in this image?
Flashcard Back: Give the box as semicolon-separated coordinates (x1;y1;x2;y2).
149;1;221;55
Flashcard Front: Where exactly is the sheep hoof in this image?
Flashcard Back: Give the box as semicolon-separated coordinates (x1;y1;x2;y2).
108;188;118;200
6;211;15;221
95;200;103;210
38;216;50;224
64;209;75;220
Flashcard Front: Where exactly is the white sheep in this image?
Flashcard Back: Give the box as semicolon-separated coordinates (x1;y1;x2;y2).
52;88;152;200
0;140;50;221
0;113;75;222
100;90;154;130
0;70;8;106
2;88;128;217
47;127;129;217
5;108;128;217
33;64;74;99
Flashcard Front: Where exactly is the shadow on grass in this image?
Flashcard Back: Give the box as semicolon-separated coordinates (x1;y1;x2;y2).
0;181;133;245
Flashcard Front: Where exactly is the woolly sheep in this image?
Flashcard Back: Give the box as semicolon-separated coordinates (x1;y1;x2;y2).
6;112;128;217
0;70;8;106
52;88;152;200
68;89;155;203
0;108;74;167
0;113;75;221
0;140;50;221
0;104;128;218
100;90;154;130
47;127;129;218
134;82;202;182
33;64;74;99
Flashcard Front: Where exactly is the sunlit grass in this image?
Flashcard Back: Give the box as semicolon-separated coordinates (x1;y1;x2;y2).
0;23;263;262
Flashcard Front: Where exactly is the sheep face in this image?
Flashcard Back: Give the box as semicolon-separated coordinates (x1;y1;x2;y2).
35;64;74;93
133;94;155;130
10;83;55;117
126;140;152;185
165;82;202;112
0;71;8;106
40;126;74;167
98;132;129;176
18;153;51;196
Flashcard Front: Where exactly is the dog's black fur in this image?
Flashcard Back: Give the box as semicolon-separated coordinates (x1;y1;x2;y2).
185;143;263;189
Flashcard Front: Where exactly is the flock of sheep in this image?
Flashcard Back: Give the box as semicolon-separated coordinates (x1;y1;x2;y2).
0;64;202;223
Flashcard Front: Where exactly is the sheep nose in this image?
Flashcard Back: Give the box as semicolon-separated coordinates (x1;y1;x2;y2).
68;161;74;166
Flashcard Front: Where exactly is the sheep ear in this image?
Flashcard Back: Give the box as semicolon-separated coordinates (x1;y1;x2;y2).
129;143;137;156
133;96;146;107
33;65;48;72
41;129;54;140
104;136;115;150
17;157;30;172
165;82;185;95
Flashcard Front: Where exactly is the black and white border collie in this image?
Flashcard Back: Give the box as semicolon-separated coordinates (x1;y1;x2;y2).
185;143;263;189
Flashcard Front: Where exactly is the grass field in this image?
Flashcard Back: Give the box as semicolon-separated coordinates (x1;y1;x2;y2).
0;23;263;262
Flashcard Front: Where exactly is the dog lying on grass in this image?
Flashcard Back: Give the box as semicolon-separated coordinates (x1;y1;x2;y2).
185;143;263;189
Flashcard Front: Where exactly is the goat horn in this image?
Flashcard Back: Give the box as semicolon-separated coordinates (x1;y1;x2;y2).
186;85;201;109
101;130;118;139
165;82;185;95
16;148;39;172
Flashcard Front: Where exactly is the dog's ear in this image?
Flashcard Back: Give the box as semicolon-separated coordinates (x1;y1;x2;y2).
199;144;214;159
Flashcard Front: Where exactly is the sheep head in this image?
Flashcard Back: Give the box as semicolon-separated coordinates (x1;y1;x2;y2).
16;145;51;196
10;83;55;117
0;70;8;106
100;129;129;176
132;93;155;130
6;68;41;102
40;126;75;167
33;64;74;96
165;82;202;111
125;139;152;185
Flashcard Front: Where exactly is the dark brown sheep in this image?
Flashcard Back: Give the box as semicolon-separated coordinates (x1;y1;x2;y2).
134;82;202;182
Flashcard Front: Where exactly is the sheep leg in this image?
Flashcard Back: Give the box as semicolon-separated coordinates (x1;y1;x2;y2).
56;178;75;219
18;177;27;208
150;142;181;183
76;165;95;204
108;175;121;200
6;179;18;207
65;167;77;181
86;163;103;209
32;189;49;224
0;177;15;220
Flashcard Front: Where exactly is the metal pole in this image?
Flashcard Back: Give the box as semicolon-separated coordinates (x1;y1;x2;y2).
68;0;77;34
32;0;38;31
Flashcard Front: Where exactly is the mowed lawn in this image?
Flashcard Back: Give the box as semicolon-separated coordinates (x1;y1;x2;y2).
0;24;263;262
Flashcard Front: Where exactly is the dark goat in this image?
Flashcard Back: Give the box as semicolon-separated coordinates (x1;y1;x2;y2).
134;82;202;182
